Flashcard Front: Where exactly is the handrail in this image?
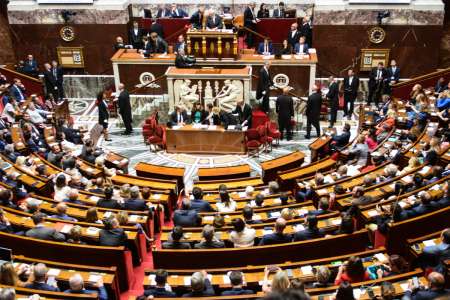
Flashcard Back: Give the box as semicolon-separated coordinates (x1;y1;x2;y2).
166;25;189;44
239;25;269;40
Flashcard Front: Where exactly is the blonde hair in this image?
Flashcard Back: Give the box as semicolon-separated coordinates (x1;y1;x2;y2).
0;262;19;286
271;270;290;293
116;211;129;225
281;208;293;220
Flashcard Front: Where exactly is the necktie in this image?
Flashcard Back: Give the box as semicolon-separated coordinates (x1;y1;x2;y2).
213;16;215;25
16;86;24;100
265;44;268;53
377;70;381;80
53;68;57;78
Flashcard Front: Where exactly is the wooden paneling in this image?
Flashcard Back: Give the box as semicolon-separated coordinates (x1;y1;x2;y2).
313;25;442;78
10;24;128;74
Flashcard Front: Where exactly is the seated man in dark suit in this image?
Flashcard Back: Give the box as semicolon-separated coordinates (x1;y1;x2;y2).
190;187;215;212
331;123;351;148
221;271;254;295
169;3;188;18
182;271;215;297
99;216;127;247
162;225;192;249
257;38;274;55
259;218;292;246
0;208;13;233
148;32;168;54
405;191;436;218
309;198;331;216
293;215;325;241
25;263;60;292
170;105;190;126
97;186;122;209
49;203;78;222
243;205;262;224
22;54;39;77
25;213;66;241
64;273;108;300
194;224;225;248
173;199;200;227
143;269;177;298
294;36;309;54
206;9;223;30
175;48;195;68
403;272;449;300
350;186;374;206
421;228;450;275
123;186;148;211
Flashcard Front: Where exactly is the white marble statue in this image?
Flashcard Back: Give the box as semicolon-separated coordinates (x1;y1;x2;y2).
178;79;199;111
204;81;214;104
216;80;241;112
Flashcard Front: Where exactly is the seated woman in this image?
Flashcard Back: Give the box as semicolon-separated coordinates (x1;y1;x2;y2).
216;190;237;213
375;111;396;136
229;218;255;248
365;127;378;151
334;256;373;285
367;254;409;279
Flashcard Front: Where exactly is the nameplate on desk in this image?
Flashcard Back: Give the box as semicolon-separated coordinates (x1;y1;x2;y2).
282;55;293;60
207;125;217;130
172;125;182;130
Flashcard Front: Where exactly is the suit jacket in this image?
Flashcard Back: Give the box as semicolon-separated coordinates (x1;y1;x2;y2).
404;288;450;300
221;288;254;296
287;30;301;48
190;198;215;212
327;82;339;103
144;287;177;298
306;92;322;119
10;84;26;101
128;28;144;48
22;60;38;73
256;67;272;99
43;70;57;90
232;104;252;127
118;90;131;117
170;8;188;18
143;9;152;18
173;209;199;227
49;214;77;222
65;287;108;300
170;110;189;125
294;42;309;54
332;131;351;148
257;9;269;18
368;67;388;88
150;37;168;53
194;240;225;248
162;240;192;249
25;225;65;241
244;7;256;27
276;95;294;120
206;15;223;29
98;99;109;125
124;198;147;211
259;232;292;245
97;198;121;209
272;8;285;18
300;22;312;45
293;227;325;241
174;41;186;53
175;54;194;68
99;228;127;246
344;76;359;97
257;42;274;54
182;279;215;297
150;23;164;38
386;66;400;82
156;8;170;18
25;282;59;292
190;10;204;29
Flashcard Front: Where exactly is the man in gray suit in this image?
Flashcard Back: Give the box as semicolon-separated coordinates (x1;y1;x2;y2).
25;212;66;241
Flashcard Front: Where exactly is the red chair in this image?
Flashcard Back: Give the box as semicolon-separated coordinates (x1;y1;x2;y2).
148;125;166;152
142;117;157;144
267;121;281;145
257;124;273;152
245;128;262;156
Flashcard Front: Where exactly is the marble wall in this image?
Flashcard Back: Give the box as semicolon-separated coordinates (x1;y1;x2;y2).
63;75;115;98
8;8;129;24
314;9;445;26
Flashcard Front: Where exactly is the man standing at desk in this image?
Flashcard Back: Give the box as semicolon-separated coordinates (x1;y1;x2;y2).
257;61;273;113
244;2;259;48
233;100;252;128
129;21;144;50
190;5;205;29
272;2;285;18
206;9;223;30
149;32;168;54
117;83;133;135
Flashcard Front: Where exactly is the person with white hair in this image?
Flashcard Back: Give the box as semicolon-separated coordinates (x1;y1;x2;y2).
182;270;215;297
206;8;223;29
64;273;108;300
123;185;147;211
0;288;16;300
305;84;322;139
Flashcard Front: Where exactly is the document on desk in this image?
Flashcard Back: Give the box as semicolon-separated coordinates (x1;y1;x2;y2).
172;125;182;130
207;125;217;130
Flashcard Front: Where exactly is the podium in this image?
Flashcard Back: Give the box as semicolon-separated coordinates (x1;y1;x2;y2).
186;29;238;60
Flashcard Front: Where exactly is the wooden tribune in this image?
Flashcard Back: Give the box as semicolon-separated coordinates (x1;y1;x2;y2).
166;125;246;154
186;29;237;59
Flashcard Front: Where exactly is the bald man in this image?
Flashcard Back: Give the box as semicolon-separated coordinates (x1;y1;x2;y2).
258;218;292;245
117;83;133;135
64;273;108;300
305;84;322;139
276;87;294;140
404;272;449;299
